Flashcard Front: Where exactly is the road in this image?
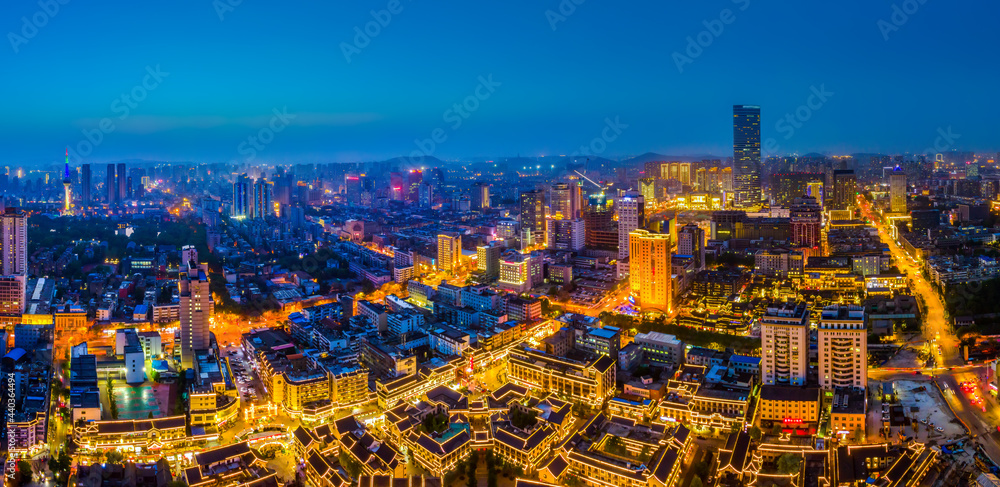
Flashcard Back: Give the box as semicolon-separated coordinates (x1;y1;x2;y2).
861;195;1000;465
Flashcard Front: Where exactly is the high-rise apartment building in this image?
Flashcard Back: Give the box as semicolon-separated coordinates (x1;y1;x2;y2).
889;166;907;213
546;219;585;251
1;208;27;276
760;301;809;386
628;229;672;313
232;174;251;218
518;190;546;244
106;164;117;204
251;179;273;218
81;164;92;207
550;183;572;219
617;191;644;259
790;195;822;248
179;247;213;369
437;232;462;273
733;105;762;209
817;305;866;390
832;170;857;211
677;224;705;270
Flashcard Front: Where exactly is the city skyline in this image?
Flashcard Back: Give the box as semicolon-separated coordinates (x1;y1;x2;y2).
2;2;1000;165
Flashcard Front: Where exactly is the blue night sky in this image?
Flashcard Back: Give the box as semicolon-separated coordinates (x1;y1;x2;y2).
1;0;997;166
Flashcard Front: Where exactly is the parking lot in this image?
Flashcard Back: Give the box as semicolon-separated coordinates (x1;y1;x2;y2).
895;380;965;440
221;342;263;405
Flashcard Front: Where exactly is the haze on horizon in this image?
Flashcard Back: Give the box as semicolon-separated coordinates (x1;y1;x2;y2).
2;0;998;167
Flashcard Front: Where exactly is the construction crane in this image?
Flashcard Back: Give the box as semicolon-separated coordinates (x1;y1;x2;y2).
574;163;609;193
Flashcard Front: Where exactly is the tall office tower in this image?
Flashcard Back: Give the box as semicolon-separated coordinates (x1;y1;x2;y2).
232;174;251;218
817;305;867;390
179;252;213;370
628;230;672;313
62;150;72;214
889;166;907;213
419;183;434;208
733;105;762;209
106;164;117;204
617;191;645;259
790;196;822;248
389;172;404;201
546;219;586;251
638;178;656;203
519;190;546;244
406;170;423;203
117;163;127;202
832;170;857;211
477;244;501;278
472;182;490;210
677;224;706;270
251;179;273;218
81;164;91;207
550;183;572;219
437;232;462;272
760;301;809;386
569;183;583;220
345;175;362;205
584;194;617;250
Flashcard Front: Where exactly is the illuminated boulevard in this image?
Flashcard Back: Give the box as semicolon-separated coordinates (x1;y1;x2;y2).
861;195;1000;465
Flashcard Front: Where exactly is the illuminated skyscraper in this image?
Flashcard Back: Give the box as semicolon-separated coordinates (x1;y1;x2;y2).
179;246;213;369
472;182;490;210
117;163;127;202
106;164;117;204
251;179;273;218
81;164;91;207
817;305;867;390
832;170;857;211
617;191;644;259
889;166;907;213
232;174;251;218
519;190;546;244
733;105;761;209
406;170;422;203
0;208;27;276
761;301;809;386
437;232;461;273
628;229;671;313
550;183;571;219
